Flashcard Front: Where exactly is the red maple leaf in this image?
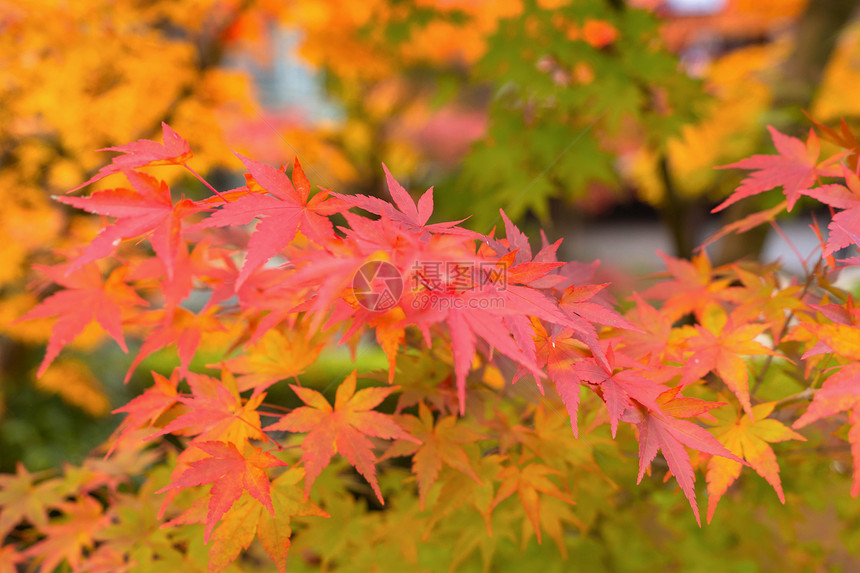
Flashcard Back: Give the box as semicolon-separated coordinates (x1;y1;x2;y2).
634;408;744;526
802;164;860;256
533;323;592;436
559;282;640;371
332;163;472;235
194;155;345;288
108;371;180;455
265;371;418;503
17;264;147;376
127;240;226;311
69;122;193;193
793;362;860;495
124;307;225;382
713;126;843;213
56;170;201;278
427;292;549;415
156;441;286;542
406;230;573;415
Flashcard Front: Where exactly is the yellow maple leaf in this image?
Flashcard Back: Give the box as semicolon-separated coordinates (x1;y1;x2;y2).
705;401;805;523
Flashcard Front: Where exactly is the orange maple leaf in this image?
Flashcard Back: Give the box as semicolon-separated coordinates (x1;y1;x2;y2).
205;467;328;573
674;306;777;418
265;371;418;503
381;401;484;508
22;496;110;573
641;250;733;322
152;370;266;446
490;457;574;544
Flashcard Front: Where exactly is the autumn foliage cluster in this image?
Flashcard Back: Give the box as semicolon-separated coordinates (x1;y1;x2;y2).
3;111;860;571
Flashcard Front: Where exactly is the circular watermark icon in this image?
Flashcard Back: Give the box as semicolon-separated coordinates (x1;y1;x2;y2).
352;261;403;311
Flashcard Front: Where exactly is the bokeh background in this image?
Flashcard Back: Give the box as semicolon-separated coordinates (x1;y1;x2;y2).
4;0;860;569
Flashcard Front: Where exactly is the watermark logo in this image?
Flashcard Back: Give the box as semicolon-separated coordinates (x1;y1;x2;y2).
409;261;507;292
352;261;404;311
352;260;509;312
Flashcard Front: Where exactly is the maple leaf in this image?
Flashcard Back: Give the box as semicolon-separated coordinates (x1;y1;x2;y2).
439;295;548;415
0;464;64;539
68;122;193;193
152;370;266;446
22;496;110;573
674;306;776;418
618;293;676;364
156;441;285;542
724;263;805;340
91;472;186;570
332;163;471;234
805;323;860;361
408;245;565;415
803;113;859;169
107;371;180;454
205;467;328;573
558;281;640;371
124;306;225;382
389;349;460;415
270;237;385;334
532;322;597;436
265;371;418;504
17;264;147;376
381;402;485;508
713;126;843;213
562;347;667;438
194;155;344;287
641;250;733;322
127;240;221;311
801;164;860;256
706;401;805;523
656;385;725;420
701;200;788;249
371;308;407;384
793;362;860;495
634;408;744;526
56;170;201;278
220;327;326;393
560;282;635;331
490;457;574;544
0;544;23;573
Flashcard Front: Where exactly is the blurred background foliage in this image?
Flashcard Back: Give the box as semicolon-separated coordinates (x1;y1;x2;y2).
4;0;860;568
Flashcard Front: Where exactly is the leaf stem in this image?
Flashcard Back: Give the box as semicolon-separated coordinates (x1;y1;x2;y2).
184;164;226;201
